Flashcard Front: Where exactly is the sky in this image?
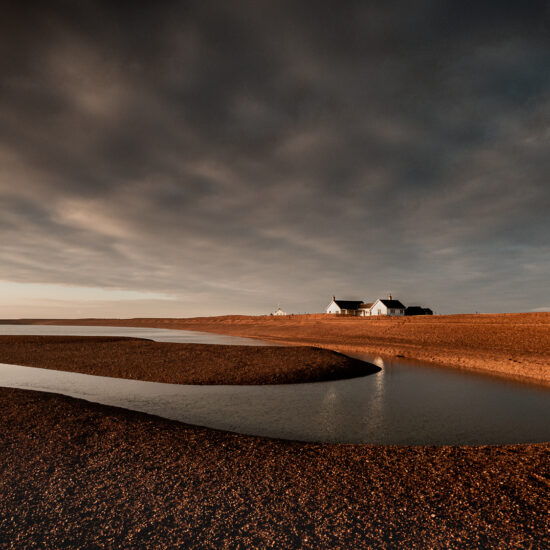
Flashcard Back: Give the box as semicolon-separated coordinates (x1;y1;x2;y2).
1;0;549;318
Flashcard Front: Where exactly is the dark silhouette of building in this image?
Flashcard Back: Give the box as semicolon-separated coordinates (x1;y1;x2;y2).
405;306;433;316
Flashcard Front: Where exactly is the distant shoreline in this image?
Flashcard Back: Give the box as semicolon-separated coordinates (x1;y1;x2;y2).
5;312;549;386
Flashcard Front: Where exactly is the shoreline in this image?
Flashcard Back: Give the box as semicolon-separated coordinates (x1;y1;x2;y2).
4;312;549;386
0;336;378;385
1;320;549;547
1;387;548;548
259;339;550;390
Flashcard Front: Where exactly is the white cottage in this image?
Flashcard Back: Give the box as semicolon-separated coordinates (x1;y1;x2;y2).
326;294;407;316
367;295;406;316
326;296;364;315
273;305;287;315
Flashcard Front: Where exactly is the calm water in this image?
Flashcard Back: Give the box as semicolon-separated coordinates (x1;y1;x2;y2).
0;324;270;345
0;324;549;445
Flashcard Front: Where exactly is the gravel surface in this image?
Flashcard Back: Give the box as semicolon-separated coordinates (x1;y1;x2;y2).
17;313;548;385
0;387;548;549
0;336;378;384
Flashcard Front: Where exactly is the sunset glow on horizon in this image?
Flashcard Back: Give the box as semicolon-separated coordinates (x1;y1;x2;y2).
1;1;549;317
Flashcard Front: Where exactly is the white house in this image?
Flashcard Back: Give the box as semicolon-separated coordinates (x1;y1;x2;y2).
367;295;406;316
326;296;364;315
273;305;287;315
326;294;406;316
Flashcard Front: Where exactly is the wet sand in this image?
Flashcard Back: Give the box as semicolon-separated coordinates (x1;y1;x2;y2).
12;312;548;385
0;336;378;385
1;387;548;549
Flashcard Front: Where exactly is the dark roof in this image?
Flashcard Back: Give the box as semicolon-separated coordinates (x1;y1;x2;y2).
334;300;363;310
405;306;433;315
359;302;374;308
378;299;405;309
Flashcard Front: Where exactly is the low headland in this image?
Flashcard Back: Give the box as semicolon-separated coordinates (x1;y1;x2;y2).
0;335;378;384
7;311;550;385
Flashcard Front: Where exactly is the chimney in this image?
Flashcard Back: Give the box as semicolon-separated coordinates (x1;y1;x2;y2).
388;293;392;300
332;295;335;301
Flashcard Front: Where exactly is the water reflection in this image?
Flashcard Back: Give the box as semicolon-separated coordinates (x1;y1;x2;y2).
361;358;386;440
320;387;339;439
1;325;549;445
0;324;270;346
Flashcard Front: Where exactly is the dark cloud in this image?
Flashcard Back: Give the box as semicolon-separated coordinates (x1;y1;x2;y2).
1;0;549;315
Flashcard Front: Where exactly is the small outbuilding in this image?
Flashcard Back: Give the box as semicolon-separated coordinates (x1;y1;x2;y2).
405;306;433;316
358;302;374;316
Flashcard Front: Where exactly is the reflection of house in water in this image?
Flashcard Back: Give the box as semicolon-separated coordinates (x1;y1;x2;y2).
370;356;386;369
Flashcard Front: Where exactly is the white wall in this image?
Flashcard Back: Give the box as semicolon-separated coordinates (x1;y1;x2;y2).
371;299;404;316
326;300;342;314
371;300;388;316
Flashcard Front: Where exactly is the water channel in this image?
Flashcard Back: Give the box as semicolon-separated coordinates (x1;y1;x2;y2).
1;324;549;445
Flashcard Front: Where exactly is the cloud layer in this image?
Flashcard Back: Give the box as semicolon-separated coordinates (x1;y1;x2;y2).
1;1;549;316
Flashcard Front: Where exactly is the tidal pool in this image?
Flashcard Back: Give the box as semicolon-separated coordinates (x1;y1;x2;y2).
1;324;549;445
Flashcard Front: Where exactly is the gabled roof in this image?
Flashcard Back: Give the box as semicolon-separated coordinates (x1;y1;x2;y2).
333;300;363;310
359;302;374;309
378;299;405;309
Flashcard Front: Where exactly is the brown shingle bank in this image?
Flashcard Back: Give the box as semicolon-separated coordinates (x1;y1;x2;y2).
0;336;379;384
0;388;548;549
14;313;548;385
